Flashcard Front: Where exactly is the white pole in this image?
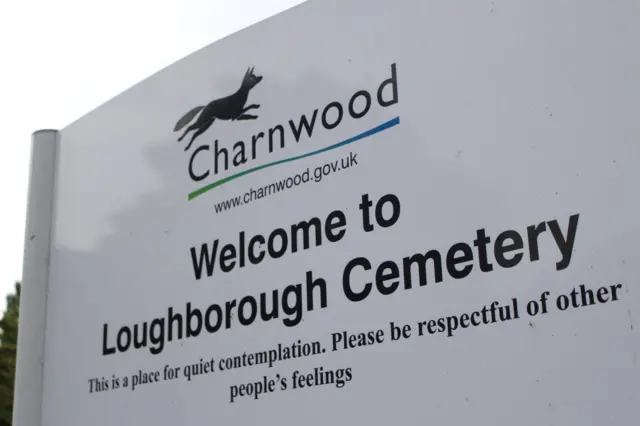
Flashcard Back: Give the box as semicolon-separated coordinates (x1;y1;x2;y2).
12;129;59;426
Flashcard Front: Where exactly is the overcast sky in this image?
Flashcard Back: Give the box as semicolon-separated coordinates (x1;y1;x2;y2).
0;0;305;311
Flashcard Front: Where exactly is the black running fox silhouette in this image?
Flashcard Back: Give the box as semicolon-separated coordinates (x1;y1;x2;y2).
173;66;263;151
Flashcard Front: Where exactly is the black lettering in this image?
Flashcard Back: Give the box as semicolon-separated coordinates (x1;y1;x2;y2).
225;300;236;329
610;284;622;301
289;110;318;142
474;228;493;272
248;235;265;264
238;296;257;326
343;257;372;302
348;90;372;119
446;243;473;279
306;271;328;311
377;63;398;107
214;140;228;174
291;218;322;252
494;230;524;268
268;125;285;152
260;291;279;322
117;327;131;352
267;228;288;258
148;319;165;355
232;141;247;166
251;132;264;159
188;145;210;182
402;251;443;288
282;284;303;327
186;303;202;337
321;102;343;130
204;304;223;333
548;214;580;271
527;222;546;262
375;194;401;228
220;244;237;273
190;240;218;280
359;193;374;232
102;324;115;355
167;307;183;341
325;210;347;242
376;260;400;295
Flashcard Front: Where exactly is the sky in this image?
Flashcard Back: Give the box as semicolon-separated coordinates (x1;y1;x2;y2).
0;0;306;312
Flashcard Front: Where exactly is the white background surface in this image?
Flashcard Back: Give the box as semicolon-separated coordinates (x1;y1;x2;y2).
40;0;640;425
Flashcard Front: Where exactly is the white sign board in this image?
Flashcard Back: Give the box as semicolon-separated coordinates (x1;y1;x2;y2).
15;0;640;425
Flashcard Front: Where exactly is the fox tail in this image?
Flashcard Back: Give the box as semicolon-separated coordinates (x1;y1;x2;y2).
174;106;204;132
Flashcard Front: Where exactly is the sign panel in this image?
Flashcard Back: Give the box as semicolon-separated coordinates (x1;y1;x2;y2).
41;0;639;425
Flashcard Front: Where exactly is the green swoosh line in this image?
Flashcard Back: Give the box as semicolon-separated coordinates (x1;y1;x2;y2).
188;116;400;200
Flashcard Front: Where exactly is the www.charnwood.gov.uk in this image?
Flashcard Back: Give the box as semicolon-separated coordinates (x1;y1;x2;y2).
214;151;359;214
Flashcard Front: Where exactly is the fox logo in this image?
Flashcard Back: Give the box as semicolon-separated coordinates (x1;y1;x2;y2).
173;66;263;151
